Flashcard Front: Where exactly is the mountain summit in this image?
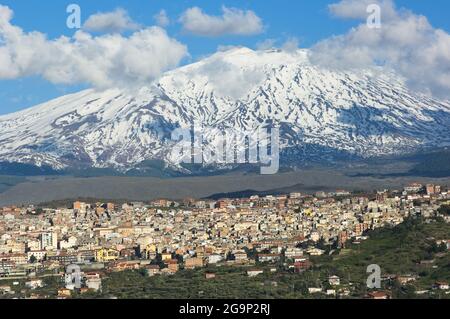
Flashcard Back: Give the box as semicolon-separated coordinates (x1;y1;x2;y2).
0;48;449;172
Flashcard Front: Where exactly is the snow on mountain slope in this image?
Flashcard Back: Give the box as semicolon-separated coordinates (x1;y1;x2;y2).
0;47;449;171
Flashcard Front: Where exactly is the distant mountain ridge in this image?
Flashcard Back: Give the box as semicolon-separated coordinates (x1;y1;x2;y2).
0;47;450;174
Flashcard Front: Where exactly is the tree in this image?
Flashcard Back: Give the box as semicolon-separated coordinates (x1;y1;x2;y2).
29;255;37;264
438;205;450;216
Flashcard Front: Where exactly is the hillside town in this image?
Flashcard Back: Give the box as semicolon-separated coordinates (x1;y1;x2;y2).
0;183;449;299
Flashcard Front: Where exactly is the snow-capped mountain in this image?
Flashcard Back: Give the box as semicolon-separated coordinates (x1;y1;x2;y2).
0;47;450;172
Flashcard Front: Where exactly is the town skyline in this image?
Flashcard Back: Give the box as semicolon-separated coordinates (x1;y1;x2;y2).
1;182;449;299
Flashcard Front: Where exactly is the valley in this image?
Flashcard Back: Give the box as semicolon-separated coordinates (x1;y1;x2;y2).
1;163;450;206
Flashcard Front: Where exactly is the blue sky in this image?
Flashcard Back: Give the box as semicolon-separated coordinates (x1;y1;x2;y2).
0;0;449;115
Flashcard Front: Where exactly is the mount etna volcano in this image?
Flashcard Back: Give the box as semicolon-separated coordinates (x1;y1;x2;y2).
0;48;449;175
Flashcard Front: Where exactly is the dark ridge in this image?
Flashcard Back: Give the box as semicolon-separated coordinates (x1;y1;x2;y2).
0;162;61;176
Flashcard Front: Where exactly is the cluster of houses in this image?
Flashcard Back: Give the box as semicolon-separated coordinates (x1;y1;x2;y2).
0;182;448;298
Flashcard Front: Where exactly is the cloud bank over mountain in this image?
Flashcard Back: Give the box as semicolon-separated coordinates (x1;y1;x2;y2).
0;1;449;100
310;0;450;99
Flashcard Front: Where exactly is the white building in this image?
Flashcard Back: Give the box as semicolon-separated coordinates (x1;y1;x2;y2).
25;279;44;290
329;275;341;286
40;232;58;250
208;254;224;264
60;236;77;249
86;278;102;292
27;250;46;262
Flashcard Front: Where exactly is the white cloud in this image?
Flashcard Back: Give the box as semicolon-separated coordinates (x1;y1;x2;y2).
310;0;450;99
328;0;397;21
255;37;300;53
282;37;300;53
179;6;263;37
154;9;170;27
199;50;265;100
256;39;277;50
217;44;241;52
0;5;188;89
83;8;139;33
